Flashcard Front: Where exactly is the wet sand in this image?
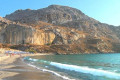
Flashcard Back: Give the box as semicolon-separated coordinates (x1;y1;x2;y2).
0;54;64;80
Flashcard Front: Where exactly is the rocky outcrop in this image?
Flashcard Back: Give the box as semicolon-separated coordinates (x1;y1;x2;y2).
0;18;55;45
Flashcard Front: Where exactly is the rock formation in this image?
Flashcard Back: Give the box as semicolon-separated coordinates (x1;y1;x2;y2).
0;5;120;53
0;17;55;45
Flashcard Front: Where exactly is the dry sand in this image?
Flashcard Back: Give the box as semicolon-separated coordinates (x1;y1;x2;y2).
0;53;64;80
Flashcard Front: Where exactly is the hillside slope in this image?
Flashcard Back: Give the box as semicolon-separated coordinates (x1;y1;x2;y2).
1;5;120;53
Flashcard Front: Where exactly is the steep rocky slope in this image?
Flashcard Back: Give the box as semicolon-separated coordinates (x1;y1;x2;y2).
5;5;98;24
1;5;120;53
0;17;55;45
5;5;120;42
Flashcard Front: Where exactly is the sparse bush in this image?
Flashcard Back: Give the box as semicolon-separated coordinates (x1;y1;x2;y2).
25;48;37;53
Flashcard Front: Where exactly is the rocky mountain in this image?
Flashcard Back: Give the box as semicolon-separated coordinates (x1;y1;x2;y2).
5;5;98;24
0;5;120;54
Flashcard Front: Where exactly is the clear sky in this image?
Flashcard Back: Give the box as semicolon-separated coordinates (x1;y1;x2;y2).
0;0;120;26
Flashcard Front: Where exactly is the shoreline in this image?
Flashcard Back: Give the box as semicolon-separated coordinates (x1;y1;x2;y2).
0;53;64;80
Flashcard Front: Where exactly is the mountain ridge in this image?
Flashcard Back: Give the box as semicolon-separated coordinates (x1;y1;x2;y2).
5;5;99;24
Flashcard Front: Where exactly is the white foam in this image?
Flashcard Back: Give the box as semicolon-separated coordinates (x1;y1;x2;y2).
28;58;38;61
27;64;74;80
50;62;120;79
25;57;120;79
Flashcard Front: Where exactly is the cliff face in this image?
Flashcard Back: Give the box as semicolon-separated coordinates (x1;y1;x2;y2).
0;17;55;45
1;5;120;53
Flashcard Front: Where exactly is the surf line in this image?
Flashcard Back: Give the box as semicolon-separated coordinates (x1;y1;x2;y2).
50;62;120;79
24;57;75;80
25;57;120;79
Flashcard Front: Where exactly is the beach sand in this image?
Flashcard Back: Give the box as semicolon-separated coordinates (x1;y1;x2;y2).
0;54;64;80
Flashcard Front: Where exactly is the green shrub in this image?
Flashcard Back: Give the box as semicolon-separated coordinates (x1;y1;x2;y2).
25;48;37;53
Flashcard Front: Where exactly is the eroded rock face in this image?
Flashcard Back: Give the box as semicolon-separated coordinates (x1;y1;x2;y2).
51;27;87;44
32;30;55;45
0;20;55;45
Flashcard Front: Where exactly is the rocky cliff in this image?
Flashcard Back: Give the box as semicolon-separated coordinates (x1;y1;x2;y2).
0;17;55;45
0;5;120;53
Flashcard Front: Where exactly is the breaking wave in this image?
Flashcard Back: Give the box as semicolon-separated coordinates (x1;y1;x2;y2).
24;57;120;79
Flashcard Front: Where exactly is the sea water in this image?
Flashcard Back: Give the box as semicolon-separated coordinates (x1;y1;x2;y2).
24;53;120;80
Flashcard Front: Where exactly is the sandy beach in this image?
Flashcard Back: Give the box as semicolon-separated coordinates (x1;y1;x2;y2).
0;53;64;80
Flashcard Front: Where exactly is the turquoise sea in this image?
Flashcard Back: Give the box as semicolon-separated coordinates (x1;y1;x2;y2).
24;53;120;80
